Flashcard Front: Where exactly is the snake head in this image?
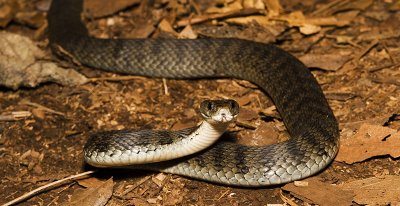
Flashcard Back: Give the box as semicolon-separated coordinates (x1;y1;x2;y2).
200;99;239;124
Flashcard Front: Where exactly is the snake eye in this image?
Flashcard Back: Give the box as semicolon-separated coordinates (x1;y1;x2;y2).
200;100;214;117
207;102;214;111
228;100;239;115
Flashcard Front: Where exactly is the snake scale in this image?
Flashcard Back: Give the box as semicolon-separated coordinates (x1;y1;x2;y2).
48;0;339;186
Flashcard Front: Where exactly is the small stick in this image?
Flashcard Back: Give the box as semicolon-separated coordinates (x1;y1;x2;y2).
175;8;263;27
0;111;32;121
117;175;152;198
20;100;65;116
2;170;96;206
216;190;230;200
353;39;379;63
279;190;299;206
162;78;169;96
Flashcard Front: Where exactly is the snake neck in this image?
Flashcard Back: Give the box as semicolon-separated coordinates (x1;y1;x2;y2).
180;121;230;152
84;122;229;167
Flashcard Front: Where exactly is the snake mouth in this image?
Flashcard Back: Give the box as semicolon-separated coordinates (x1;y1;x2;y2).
210;108;236;123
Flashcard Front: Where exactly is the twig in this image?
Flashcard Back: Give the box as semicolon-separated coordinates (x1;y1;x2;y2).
367;62;400;72
0;111;32;121
279;190;299;206
353;39;379;63
162;78;169;96
116;175;152;199
175;8;263;27
370;75;400;86
217;190;230;200
311;0;350;16
2;171;96;206
19;100;65;116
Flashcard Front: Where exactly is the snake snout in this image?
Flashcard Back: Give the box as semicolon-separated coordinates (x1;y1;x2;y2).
212;108;235;123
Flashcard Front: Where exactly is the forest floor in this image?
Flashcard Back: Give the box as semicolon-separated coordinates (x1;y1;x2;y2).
1;0;400;205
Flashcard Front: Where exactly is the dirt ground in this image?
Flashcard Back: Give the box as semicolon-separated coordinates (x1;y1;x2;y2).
1;0;400;205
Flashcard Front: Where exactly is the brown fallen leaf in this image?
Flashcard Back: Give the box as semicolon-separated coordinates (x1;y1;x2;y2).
243;0;265;10
31;108;46;119
84;0;141;18
237;108;259;122
312;0;373;16
370;74;400;86
159;19;178;37
338;175;400;205
299;24;321;35
0;31;88;89
14;11;46;28
264;0;282;16
300;53;352;71
206;1;243;14
130;198;151;206
160;177;187;205
225;15;286;39
60;178;114;206
171;121;195;131
77;177;108;188
272;10;350;28
125;23;155;39
152;173;167;187
336;124;400;164
178;24;198;39
340;114;392;131
251;122;279;145
0;0;17;28
282;177;354;206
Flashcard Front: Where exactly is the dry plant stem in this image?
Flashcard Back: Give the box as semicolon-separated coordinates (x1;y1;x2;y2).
354;39;379;63
20;100;65;116
175;8;263;27
118;176;152;198
162;78;169;95
3;171;96;206
216;190;230;200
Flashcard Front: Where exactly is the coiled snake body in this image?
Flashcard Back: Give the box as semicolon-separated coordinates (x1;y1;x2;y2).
48;0;339;186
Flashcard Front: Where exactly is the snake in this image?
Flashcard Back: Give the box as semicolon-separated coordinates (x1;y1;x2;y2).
48;0;340;186
84;100;240;167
